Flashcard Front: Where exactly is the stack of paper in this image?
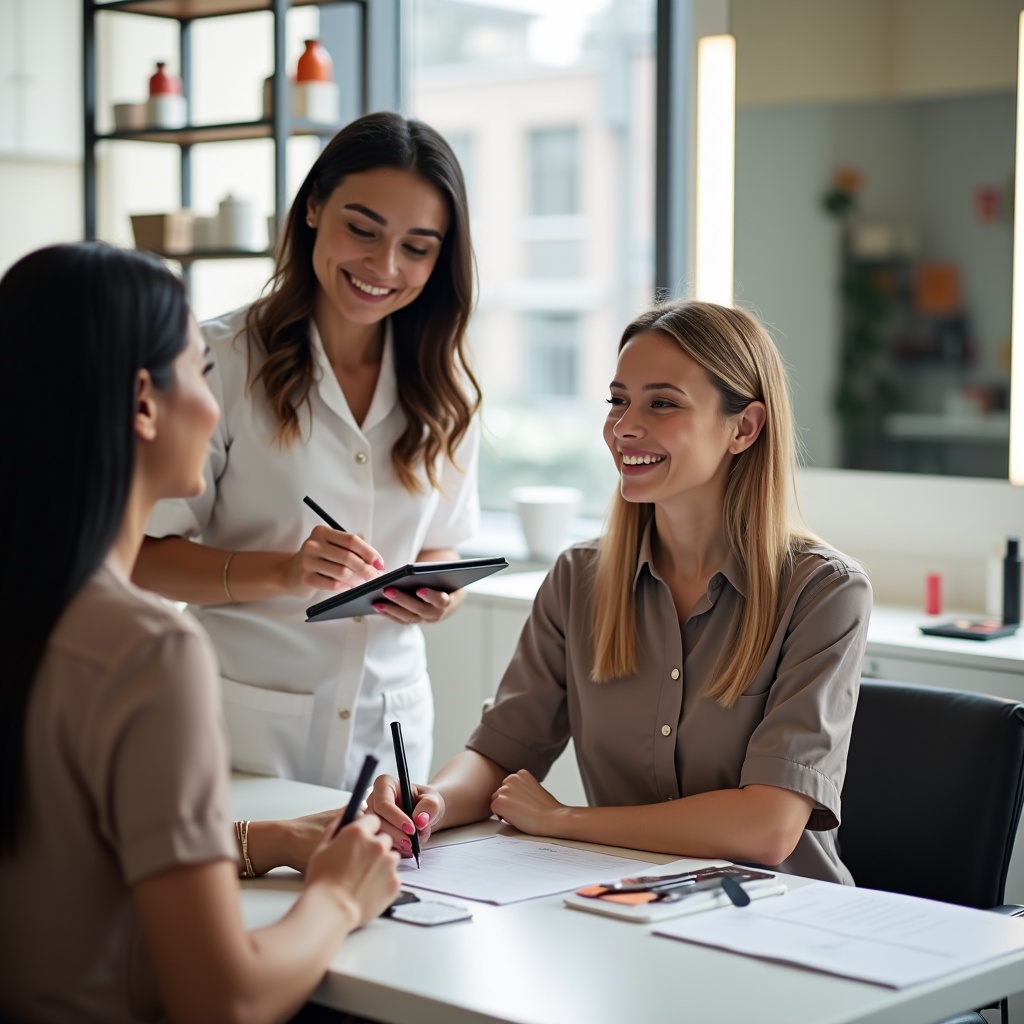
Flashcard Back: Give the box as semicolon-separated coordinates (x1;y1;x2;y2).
655;881;1024;988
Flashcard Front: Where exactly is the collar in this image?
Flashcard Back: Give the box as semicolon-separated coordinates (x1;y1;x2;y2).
309;317;398;435
633;517;749;601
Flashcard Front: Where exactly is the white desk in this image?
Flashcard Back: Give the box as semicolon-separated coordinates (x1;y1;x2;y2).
233;776;1024;1024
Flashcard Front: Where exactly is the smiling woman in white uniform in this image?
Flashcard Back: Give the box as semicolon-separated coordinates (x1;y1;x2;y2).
134;112;480;792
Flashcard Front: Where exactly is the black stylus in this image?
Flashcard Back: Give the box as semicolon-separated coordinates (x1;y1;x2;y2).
390;721;421;867
331;753;379;838
303;495;346;533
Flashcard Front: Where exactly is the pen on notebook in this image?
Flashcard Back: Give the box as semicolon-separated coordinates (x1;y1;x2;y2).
390;720;421;868
331;753;379;838
303;495;346;532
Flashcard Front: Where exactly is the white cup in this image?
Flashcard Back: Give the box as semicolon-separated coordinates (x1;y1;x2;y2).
511;486;583;562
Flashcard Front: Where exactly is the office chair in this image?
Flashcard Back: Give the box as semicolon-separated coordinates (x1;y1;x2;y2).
839;679;1024;1024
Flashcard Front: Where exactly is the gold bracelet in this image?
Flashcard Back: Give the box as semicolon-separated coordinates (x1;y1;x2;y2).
222;551;238;604
235;819;255;878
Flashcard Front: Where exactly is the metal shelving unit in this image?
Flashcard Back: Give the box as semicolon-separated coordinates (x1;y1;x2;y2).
82;0;369;275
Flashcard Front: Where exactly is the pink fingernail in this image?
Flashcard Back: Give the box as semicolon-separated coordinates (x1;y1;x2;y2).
400;838;411;850
384;588;397;598
401;821;415;835
414;812;430;828
373;558;385;570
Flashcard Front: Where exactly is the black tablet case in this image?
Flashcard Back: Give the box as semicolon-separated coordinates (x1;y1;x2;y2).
305;556;509;622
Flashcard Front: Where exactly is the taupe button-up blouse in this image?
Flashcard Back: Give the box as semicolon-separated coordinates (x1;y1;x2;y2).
467;528;872;883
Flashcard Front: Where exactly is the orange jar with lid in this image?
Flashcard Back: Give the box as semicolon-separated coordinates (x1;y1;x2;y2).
296;40;333;82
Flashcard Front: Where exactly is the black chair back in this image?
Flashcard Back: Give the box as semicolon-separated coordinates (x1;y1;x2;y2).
839;679;1024;909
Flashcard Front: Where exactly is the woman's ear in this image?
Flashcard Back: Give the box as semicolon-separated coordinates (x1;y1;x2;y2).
728;400;767;455
135;369;159;443
305;195;320;229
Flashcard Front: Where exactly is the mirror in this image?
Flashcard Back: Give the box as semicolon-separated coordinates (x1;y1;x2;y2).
732;0;1018;478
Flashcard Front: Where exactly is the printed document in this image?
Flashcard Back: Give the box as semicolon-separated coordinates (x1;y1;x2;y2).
398;835;667;904
655;880;1024;988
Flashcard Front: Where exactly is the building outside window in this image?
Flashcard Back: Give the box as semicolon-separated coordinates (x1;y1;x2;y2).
410;0;656;515
527;312;581;397
529;127;579;215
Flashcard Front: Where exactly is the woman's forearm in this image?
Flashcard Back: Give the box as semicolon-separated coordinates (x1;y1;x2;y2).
430;750;509;829
513;783;814;867
134;535;292;606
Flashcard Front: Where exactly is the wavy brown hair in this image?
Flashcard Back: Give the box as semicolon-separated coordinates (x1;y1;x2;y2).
245;111;479;491
591;300;818;707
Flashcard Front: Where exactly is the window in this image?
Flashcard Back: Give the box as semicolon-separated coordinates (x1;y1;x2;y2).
529;127;580;215
410;0;656;515
527;313;580;396
444;130;476;209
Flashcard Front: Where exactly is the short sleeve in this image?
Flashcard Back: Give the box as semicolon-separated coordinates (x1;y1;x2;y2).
739;561;872;830
421;414;481;550
146;320;232;540
466;551;573;777
99;627;238;884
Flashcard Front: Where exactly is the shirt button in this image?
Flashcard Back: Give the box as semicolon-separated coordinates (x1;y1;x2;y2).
355;452;368;464
338;708;351;720
661;724;672;737
670;668;680;680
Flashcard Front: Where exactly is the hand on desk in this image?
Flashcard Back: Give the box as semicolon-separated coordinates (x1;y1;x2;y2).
490;769;567;836
369;773;443;857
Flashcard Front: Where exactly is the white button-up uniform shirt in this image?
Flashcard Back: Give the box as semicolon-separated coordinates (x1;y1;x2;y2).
147;307;480;788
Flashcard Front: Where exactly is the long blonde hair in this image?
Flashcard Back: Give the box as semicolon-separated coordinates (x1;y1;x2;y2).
591;300;816;707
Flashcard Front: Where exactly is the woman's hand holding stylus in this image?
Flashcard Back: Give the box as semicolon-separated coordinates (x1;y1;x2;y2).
281;524;385;599
368;774;442;858
305;813;401;928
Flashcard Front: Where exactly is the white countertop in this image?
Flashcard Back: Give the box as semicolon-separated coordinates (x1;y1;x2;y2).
464;571;1024;675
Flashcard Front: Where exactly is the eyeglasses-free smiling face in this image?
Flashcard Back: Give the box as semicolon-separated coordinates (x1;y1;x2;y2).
603;329;762;510
306;167;449;330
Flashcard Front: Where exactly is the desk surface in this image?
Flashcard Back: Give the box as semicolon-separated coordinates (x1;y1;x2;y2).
233;776;1024;1024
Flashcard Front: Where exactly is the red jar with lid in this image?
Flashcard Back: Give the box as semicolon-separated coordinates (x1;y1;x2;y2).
148;62;182;96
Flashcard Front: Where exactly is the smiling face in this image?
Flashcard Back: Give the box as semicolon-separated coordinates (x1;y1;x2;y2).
305;166;449;331
603;330;761;511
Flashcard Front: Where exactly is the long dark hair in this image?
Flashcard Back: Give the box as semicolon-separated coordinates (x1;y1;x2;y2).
0;243;190;854
246;110;480;491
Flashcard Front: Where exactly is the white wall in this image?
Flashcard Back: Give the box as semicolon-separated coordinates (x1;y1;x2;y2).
798;467;1024;611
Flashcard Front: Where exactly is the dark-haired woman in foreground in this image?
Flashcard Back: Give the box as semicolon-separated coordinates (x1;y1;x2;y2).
372;300;872;883
0;243;399;1023
134;110;481;798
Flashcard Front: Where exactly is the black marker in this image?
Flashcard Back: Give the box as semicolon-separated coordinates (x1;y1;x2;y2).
390;721;421;867
331;753;379;838
303;495;346;533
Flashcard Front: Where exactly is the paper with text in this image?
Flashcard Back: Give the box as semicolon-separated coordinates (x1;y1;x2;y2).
398;835;660;904
655;881;1024;988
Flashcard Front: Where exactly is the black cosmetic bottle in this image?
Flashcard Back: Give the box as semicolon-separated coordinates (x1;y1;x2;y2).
1003;537;1021;627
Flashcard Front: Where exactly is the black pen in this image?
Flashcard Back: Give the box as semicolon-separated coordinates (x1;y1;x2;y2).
390;721;420;867
303;495;346;533
331;753;379;838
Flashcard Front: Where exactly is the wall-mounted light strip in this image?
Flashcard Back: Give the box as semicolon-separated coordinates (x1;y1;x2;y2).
1011;12;1024;484
694;33;736;307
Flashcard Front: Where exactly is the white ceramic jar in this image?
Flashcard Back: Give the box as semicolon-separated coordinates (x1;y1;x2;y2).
217;194;260;251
